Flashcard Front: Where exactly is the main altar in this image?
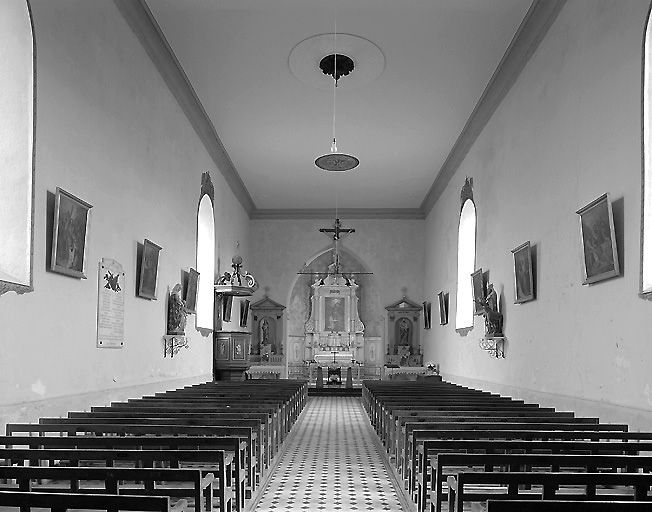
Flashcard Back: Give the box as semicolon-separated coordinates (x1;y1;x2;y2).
304;265;365;384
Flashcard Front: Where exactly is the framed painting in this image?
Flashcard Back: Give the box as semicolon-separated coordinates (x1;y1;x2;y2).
471;268;485;315
50;188;92;279
438;292;449;325
576;193;620;284
240;299;250;328
422;301;432;329
184;268;199;314
138;239;161;299
511;241;534;303
232;338;246;360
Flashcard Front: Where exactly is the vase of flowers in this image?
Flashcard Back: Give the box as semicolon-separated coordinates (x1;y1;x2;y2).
425;360;439;375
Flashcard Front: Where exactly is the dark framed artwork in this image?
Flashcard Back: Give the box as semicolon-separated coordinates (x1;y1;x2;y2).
50;187;92;279
240;299;250;328
232;338;245;360
576;193;620;285
222;295;233;322
438;292;449;325
138;239;161;299
471;268;485;315
184;268;199;314
511;241;535;303
422;301;432;329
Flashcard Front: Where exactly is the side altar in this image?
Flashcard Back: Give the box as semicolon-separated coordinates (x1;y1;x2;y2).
304;272;365;364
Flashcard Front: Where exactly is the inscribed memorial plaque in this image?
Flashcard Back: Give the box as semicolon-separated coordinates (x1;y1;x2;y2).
97;258;125;348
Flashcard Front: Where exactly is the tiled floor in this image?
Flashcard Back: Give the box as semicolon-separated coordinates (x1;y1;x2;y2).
254;397;405;511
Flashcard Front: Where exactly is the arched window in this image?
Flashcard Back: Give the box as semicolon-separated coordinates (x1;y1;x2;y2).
196;173;215;330
0;0;35;296
642;3;652;294
455;179;476;331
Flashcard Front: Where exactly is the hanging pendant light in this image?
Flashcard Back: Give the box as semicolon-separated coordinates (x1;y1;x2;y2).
315;19;359;172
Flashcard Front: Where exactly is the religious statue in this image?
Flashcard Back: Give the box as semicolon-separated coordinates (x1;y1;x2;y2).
398;318;411;345
476;283;503;337
261;318;270;345
167;283;187;335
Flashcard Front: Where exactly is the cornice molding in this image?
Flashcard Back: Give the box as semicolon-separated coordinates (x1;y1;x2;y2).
420;0;567;216
251;208;425;220
113;0;255;215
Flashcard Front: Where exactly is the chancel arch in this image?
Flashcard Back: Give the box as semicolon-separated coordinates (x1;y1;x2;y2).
285;244;382;379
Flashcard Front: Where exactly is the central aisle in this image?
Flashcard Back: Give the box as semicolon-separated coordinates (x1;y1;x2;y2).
254;396;406;511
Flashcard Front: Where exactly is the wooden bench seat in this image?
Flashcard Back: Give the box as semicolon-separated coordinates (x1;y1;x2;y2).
0;435;245;512
429;453;652;512
486;499;652;511
0;490;188;511
0;466;216;512
0;447;232;512
446;472;652;512
414;439;652;512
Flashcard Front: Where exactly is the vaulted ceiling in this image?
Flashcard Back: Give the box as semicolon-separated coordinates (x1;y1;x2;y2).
147;0;532;212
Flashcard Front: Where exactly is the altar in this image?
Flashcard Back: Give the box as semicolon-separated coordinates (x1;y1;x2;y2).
304;269;365;384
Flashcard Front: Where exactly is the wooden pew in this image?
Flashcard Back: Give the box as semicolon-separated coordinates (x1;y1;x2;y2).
0;435;244;512
0;490;188;511
0;448;232;512
0;466;215;512
447;472;652;512
4;423;255;504
414;438;652;512
486;500;652;511
430;453;652;512
410;428;652;506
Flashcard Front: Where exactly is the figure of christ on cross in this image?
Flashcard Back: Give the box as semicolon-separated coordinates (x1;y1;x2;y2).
319;218;355;241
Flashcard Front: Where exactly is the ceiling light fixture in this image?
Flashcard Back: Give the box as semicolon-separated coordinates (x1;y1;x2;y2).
315;19;359;172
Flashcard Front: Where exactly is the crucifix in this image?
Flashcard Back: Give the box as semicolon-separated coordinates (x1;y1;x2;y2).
319;218;355;241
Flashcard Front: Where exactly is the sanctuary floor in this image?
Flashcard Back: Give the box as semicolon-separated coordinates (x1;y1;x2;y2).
253;397;406;512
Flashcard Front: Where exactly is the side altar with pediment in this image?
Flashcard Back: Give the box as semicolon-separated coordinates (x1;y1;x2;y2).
304;272;365;364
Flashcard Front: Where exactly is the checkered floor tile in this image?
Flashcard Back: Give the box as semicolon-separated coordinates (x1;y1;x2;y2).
254;397;405;511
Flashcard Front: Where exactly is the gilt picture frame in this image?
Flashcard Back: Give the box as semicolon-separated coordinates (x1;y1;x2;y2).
576;193;620;285
511;241;534;303
137;239;161;300
50;187;92;279
471;268;485;315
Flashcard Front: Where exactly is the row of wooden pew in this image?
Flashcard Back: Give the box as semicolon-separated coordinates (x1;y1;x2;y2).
362;378;652;512
0;379;307;511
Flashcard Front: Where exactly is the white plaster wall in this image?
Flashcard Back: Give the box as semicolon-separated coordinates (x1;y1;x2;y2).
424;0;652;427
0;1;249;409
250;219;425;348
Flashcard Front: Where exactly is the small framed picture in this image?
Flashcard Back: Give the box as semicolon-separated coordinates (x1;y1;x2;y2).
423;301;432;329
471;269;485;315
184;268;200;314
233;338;245;360
576;193;620;285
240;299;250;328
511;241;535;303
138;239;161;300
51;187;92;279
437;292;449;325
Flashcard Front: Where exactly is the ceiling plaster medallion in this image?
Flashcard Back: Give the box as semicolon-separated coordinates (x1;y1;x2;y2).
289;33;385;90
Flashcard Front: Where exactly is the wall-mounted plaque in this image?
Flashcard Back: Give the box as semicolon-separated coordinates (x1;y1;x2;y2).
97;258;125;348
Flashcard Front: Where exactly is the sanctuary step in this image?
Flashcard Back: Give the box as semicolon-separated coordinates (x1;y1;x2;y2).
308;386;362;396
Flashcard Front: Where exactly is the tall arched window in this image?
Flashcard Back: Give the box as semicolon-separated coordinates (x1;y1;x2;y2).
642;3;652;295
196;173;215;330
455;178;476;331
0;0;35;296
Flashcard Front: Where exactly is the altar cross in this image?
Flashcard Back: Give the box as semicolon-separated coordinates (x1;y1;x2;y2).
319;218;355;241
